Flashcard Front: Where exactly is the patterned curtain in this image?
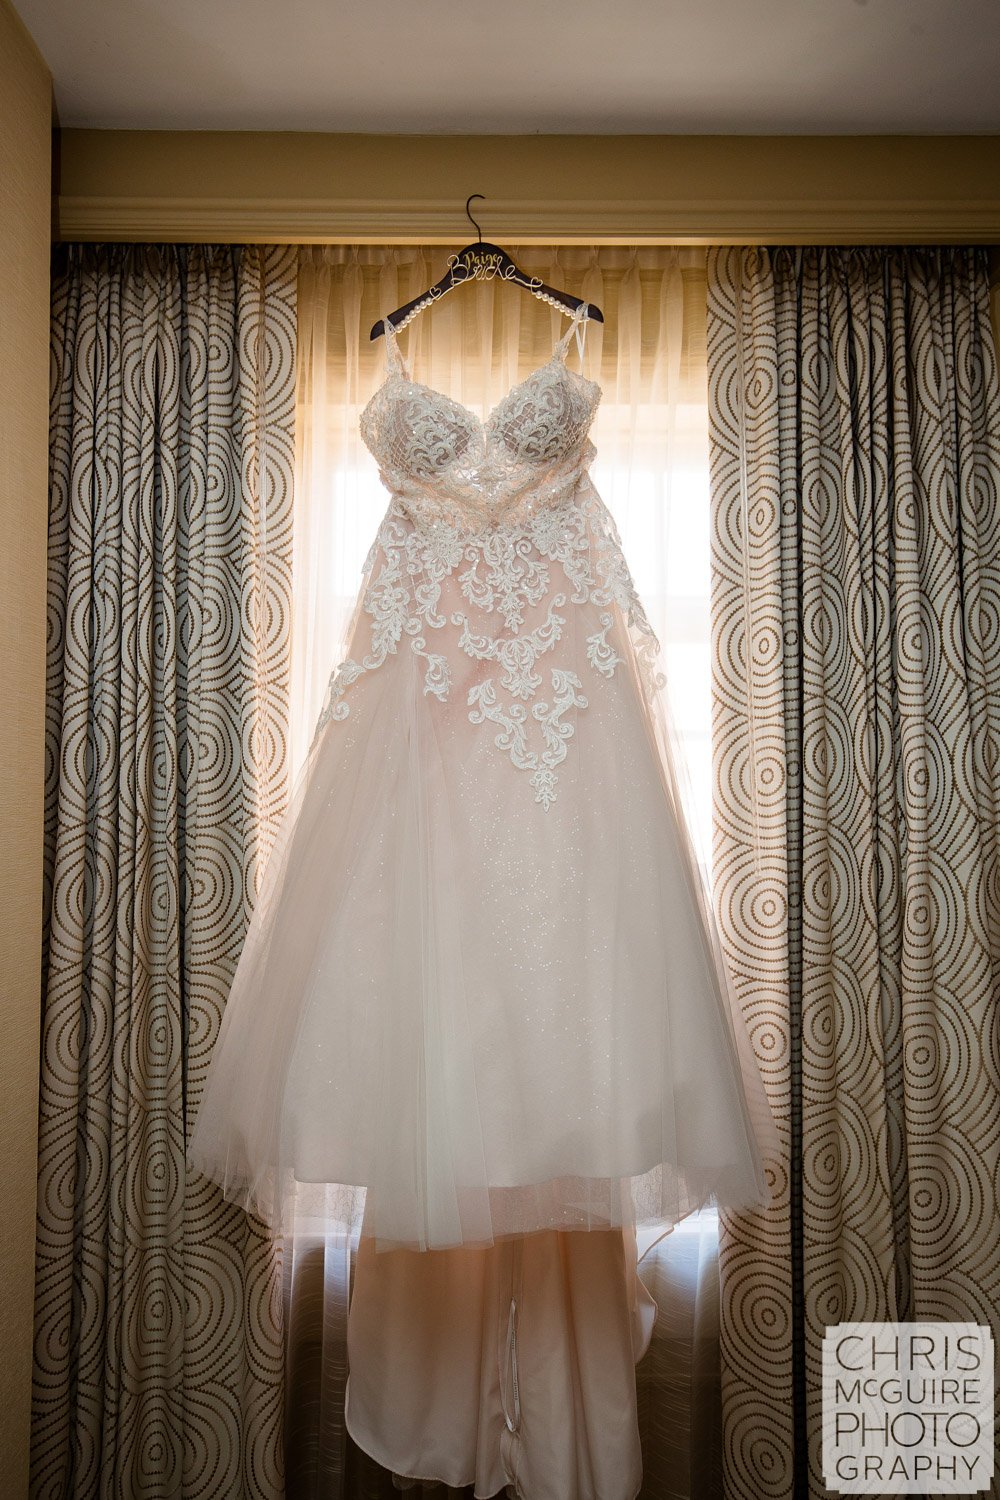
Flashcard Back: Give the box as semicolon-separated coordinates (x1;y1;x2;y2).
707;246;1000;1500
34;243;297;1499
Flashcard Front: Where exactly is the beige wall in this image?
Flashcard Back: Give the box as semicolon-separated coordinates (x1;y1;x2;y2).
0;0;51;1493
56;130;1000;244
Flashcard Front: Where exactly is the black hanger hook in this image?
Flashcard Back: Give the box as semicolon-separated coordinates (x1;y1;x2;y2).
465;194;485;242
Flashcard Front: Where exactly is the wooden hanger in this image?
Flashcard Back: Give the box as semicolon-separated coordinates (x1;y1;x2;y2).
370;195;604;340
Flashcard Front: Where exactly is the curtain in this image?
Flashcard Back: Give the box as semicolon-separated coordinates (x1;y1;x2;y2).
287;243;723;1498
707;246;1000;1500
34;243;297;1499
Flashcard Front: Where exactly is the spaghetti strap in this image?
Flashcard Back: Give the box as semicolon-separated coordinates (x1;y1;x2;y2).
382;314;411;378
553;301;591;365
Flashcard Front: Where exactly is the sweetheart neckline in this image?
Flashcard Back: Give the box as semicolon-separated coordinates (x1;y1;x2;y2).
363;353;602;436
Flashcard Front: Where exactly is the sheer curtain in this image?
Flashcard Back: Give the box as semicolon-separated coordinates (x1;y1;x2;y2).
286;244;721;1499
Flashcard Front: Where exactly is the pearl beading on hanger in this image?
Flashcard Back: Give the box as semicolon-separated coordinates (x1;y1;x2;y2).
386;287;589;336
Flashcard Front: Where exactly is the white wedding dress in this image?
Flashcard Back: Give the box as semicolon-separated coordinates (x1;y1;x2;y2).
187;300;778;1494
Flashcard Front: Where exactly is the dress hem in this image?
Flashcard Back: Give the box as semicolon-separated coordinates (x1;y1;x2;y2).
344;1381;646;1500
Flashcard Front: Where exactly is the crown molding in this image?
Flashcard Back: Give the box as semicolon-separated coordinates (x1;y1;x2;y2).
54;193;1000;245
53;132;1000;245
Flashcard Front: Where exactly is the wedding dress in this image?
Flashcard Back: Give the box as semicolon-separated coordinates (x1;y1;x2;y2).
187;299;778;1253
187;298;778;1493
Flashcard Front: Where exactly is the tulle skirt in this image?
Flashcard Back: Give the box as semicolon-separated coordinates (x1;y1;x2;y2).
187;487;779;1251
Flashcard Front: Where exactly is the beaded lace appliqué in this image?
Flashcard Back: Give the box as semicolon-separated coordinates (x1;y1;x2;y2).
313;309;666;808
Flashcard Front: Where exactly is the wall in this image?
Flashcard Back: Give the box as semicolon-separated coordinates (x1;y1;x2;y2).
55;130;1000;243
0;0;51;1493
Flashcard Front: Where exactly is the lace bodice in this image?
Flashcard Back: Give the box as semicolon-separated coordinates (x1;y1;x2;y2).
315;304;666;808
359;303;602;532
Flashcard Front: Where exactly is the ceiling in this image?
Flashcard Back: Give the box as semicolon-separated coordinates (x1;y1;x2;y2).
19;0;1000;135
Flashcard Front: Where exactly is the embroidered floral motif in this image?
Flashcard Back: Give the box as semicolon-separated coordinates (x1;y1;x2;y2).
458;530;550;631
314;484;664;805
314;342;666;806
586;612;623;678
468;670;588;810
453;598;567;700
531;671;589;808
410;637;451;700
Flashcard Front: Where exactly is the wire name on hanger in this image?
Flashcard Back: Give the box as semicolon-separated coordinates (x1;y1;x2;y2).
443;249;540;285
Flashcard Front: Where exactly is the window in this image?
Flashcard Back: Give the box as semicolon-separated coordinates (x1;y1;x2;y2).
292;245;713;870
